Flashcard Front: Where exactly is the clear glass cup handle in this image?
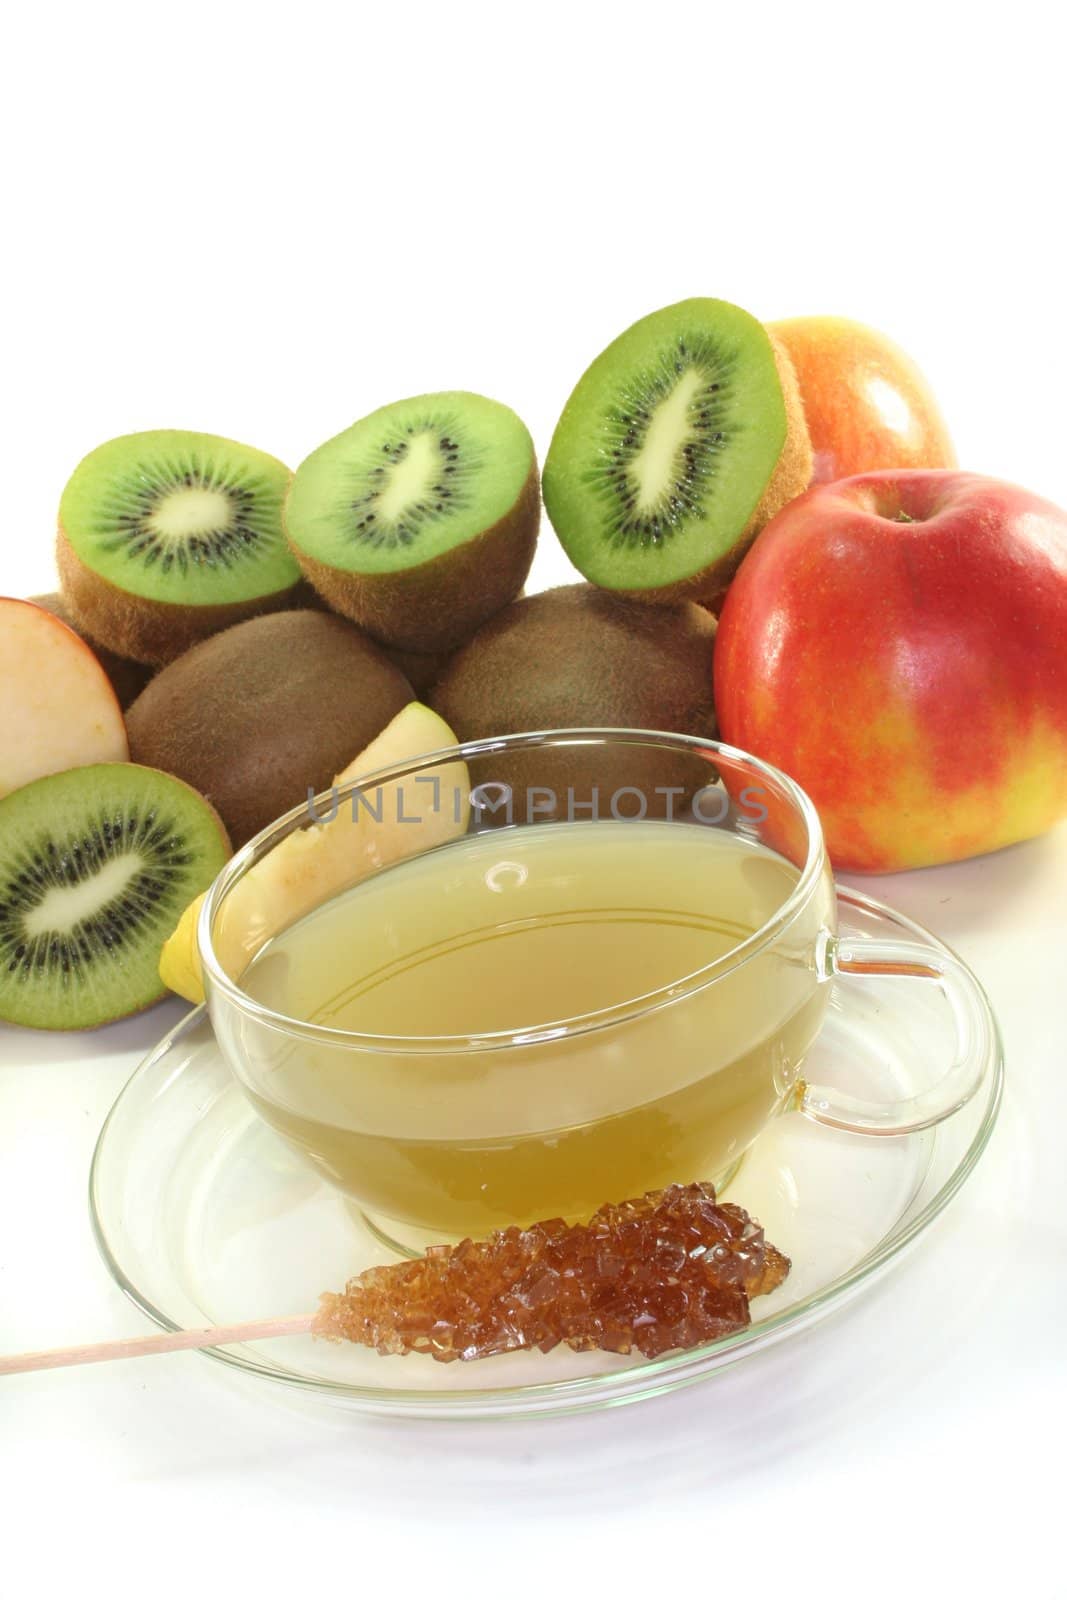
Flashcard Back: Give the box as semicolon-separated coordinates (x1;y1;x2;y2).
802;935;996;1136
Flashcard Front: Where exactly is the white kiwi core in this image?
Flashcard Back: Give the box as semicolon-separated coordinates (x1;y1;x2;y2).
630;368;706;514
147;487;234;541
23;853;143;936
375;432;441;525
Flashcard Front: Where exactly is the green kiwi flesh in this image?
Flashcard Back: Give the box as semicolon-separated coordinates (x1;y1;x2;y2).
0;763;230;1030
58;430;301;664
542;299;806;599
124;610;414;847
285;392;539;653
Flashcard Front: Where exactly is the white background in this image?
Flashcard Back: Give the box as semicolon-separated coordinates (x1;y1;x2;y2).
2;3;1065;1596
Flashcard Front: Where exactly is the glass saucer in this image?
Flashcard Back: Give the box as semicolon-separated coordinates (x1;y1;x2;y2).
89;886;1002;1420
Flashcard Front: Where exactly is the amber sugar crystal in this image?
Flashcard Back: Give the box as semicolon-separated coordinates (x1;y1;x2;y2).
313;1183;790;1363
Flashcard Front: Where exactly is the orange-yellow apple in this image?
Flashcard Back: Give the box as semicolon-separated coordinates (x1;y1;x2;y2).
0;597;128;798
770;316;956;485
714;470;1067;872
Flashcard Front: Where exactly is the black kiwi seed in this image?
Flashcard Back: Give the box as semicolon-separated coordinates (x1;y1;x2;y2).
577;332;740;554
346;423;477;553
106;476;262;576
0;805;183;981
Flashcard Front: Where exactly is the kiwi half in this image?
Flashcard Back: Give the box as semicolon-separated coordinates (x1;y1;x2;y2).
58;430;302;665
542;299;811;605
124;610;414;847
0;763;230;1030
284;392;539;654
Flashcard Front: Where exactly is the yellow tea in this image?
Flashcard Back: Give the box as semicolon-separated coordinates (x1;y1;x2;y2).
238;820;830;1235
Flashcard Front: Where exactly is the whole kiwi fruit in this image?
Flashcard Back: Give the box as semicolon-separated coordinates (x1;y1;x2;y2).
125;610;414;846
430;584;718;818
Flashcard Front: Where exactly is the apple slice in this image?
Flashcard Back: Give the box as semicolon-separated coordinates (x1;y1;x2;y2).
0;597;129;798
159;701;468;1004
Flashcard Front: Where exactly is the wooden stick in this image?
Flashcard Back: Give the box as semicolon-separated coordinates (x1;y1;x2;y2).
0;1313;315;1376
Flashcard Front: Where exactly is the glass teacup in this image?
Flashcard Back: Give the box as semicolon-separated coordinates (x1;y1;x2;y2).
199;729;994;1242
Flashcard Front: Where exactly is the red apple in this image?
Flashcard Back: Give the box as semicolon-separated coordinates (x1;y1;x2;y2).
714;470;1067;872
0;597;129;798
770;316;956;485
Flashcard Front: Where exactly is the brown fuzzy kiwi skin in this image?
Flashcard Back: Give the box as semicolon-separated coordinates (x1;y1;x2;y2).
56;529;308;668
429;584;717;819
124;610;414;847
382;643;454;696
287;464;541;656
622;334;813;610
30;591;153;709
432;583;717;738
